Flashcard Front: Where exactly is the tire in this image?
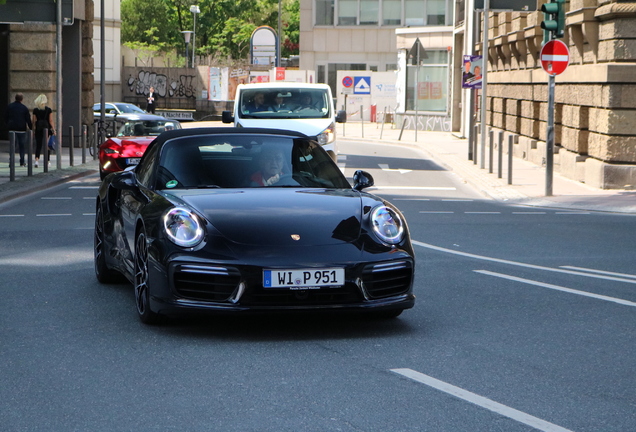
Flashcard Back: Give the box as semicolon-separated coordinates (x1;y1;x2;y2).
94;204;122;283
134;229;161;324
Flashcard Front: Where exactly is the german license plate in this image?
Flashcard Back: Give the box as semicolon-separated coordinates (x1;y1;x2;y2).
127;158;141;165
263;268;344;289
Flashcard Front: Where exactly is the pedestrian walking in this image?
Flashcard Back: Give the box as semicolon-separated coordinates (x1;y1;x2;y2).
146;87;157;114
32;94;54;168
4;93;33;166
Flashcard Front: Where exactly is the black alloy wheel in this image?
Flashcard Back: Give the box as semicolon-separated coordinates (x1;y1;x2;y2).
134;229;160;324
94;204;121;283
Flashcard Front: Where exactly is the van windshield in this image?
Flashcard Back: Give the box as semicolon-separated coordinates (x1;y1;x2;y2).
238;88;332;120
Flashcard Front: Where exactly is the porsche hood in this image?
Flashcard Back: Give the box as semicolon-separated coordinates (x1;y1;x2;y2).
166;189;366;246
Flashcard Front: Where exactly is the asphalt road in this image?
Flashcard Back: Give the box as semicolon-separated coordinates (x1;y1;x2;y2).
0;140;634;431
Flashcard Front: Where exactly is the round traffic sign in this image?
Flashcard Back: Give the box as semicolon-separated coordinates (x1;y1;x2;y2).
342;76;353;88
540;40;569;76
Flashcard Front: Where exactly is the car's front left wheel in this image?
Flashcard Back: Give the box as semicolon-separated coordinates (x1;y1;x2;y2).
94;204;122;283
134;229;161;324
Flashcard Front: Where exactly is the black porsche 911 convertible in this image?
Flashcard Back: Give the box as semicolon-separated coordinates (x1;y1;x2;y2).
94;128;415;324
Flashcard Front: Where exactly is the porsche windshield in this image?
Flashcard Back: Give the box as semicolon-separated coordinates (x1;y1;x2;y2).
238;89;332;119
156;134;350;190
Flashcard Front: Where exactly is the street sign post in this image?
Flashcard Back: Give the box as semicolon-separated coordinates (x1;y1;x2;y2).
540;39;569;76
541;40;569;196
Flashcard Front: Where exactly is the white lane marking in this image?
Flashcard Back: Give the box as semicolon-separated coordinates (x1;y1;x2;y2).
370;186;457;190
391;369;574;432
560;266;636;280
69;186;99;189
378;164;412;174
419;211;454;214
465;211;501;214
36;214;72;217
475;270;636;308
555;212;591;215
412;240;636;285
0;214;24;217
512;211;546;214
83;197;96;200
83;213;96;216
41;197;72;200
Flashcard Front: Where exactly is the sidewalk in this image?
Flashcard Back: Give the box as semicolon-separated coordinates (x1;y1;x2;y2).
0;139;99;204
1;122;635;213
339;121;636;214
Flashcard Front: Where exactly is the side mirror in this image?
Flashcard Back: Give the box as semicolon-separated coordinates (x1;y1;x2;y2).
111;170;137;191
353;170;374;191
336;110;347;123
222;111;234;123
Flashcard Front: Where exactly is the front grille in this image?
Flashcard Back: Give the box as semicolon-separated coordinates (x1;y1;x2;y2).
242;283;363;306
173;264;241;301
361;261;413;299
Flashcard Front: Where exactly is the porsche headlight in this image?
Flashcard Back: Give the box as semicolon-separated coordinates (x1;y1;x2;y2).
163;207;204;247
371;205;404;245
317;122;336;145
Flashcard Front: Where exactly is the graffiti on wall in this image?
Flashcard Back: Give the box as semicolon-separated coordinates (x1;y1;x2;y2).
402;114;451;132
127;70;196;98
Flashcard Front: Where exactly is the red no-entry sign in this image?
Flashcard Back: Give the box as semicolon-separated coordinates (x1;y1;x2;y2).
540;40;569;76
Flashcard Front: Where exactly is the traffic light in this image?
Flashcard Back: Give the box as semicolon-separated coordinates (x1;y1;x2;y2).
541;0;566;40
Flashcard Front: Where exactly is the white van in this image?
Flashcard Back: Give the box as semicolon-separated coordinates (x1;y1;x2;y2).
222;83;346;161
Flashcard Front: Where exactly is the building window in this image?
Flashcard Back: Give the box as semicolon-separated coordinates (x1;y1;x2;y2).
321;0;452;27
382;0;402;25
405;50;448;113
316;0;334;25
338;0;358;25
360;0;379;25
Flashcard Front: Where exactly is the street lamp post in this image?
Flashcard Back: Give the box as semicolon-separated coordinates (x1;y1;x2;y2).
190;5;200;68
182;31;193;68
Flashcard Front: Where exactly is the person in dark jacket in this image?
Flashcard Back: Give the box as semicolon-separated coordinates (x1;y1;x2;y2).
5;93;33;166
146;87;157;114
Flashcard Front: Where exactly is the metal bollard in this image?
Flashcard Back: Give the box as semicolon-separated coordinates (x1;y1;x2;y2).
473;123;479;165
360;105;364;138
82;125;87;164
43;129;49;173
9;131;15;182
497;130;504;179
69;126;74;167
27;131;33;176
508;135;514;185
488;129;494;173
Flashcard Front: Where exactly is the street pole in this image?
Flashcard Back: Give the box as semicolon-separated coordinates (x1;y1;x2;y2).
479;0;489;169
192;12;196;68
56;0;63;170
277;0;282;67
100;0;106;146
545;74;555;196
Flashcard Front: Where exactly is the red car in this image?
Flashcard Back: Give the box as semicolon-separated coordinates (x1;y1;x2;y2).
98;114;181;179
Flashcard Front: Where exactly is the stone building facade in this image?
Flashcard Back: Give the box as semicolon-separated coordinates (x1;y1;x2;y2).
0;0;94;143
461;0;636;189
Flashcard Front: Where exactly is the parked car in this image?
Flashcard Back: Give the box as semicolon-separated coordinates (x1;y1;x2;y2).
94;128;415;324
93;102;146;118
98;114;181;179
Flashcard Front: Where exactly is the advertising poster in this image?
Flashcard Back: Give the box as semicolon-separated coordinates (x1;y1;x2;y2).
462;54;483;89
208;67;222;101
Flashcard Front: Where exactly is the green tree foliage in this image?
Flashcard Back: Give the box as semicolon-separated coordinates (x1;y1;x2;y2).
120;0;300;61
